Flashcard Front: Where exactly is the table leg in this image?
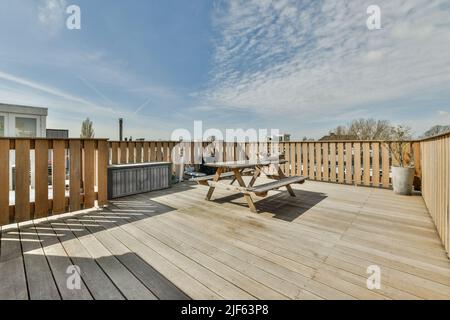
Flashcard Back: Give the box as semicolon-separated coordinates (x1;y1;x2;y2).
206;167;223;200
230;168;243;185
248;166;261;187
233;168;257;213
277;166;296;197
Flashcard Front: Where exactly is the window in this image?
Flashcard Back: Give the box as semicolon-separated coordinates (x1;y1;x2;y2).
15;117;37;137
0;116;4;137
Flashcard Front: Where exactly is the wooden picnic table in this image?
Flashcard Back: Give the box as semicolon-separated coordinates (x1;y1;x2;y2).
195;159;306;212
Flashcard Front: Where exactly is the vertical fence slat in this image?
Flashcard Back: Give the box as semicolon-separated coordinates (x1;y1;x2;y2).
0;140;10;225
372;142;380;187
354;142;361;185
15;140;30;222
136;142;142;163
403;143;412;167
283;142;289;174
363;142;371;186
295;143;301;176
156;142;163;162
53;140;66;214
120;142;127;164
302;143;308;177
330;143;336;182
322;143;329;182
381;143;390;188
69;140;81;212
290;143;296;176
337;143;344;183
111;142;118;165
345;142;352;184
143;142;150;162
128;142;135;164
315;143;322;181
413;142;421;190
150;142;156;161
308;143;315;180
35;140;49;218
97;140;108;206
162;142;168;162
84;140;95;209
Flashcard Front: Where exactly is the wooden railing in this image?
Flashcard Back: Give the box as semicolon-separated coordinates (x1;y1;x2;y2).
1;137;447;257
420;132;450;257
109;141;177;164
0;138;108;226
108;140;420;188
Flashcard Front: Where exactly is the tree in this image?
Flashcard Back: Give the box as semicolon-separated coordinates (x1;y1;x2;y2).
422;125;450;138
385;125;413;167
80;118;95;138
329;118;393;140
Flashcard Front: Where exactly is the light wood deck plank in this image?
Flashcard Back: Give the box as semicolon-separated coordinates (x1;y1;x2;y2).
1;179;449;300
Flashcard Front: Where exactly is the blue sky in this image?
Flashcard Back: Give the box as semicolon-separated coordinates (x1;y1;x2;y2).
0;0;449;139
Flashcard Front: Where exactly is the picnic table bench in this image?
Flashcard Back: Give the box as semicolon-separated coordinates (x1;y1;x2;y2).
196;159;307;212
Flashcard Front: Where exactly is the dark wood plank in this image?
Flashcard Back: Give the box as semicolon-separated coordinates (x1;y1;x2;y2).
0;140;10;225
35;140;49;218
0;225;28;299
83;140;95;209
15;140;30;222
19;223;60;299
77;211;189;300
34;219;93;299
64;216;157;300
49;218;125;300
52;140;66;214
97;140;108;206
69;140;81;212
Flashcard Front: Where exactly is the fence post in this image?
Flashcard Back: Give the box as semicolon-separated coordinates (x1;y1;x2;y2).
97;140;109;206
0;140;9;225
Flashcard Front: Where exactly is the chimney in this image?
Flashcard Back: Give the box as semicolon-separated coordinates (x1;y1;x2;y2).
119;118;123;141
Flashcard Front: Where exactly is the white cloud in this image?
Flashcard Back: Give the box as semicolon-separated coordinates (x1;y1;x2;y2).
37;0;67;35
0;69;113;114
203;0;450;120
438;110;449;117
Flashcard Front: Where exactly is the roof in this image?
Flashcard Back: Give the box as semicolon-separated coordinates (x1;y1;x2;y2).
0;103;48;116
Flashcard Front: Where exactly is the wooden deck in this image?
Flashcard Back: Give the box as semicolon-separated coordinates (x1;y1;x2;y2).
1;178;449;300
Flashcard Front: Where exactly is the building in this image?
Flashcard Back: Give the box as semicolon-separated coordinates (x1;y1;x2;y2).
46;129;69;139
268;134;291;142
0;103;47;137
0;103;48;191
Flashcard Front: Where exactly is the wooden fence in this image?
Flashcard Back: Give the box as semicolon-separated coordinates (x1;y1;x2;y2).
0;138;108;226
420;132;450;256
108;140;420;188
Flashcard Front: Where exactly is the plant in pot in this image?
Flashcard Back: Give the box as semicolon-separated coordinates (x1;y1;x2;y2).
385;125;415;195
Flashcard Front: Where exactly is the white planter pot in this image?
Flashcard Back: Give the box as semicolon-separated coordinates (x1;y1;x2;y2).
392;166;415;195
